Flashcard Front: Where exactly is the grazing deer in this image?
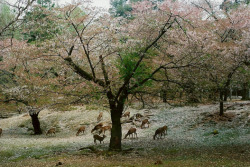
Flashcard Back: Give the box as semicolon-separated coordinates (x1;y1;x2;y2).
99;125;111;134
91;123;103;133
124;127;137;139
93;134;106;144
0;128;2;137
76;126;86;136
46;128;56;136
153;125;168;140
122;111;130;118
97;112;103;122
141;119;150;129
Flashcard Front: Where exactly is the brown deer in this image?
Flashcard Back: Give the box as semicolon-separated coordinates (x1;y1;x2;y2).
141;119;150;129
0;128;2;137
99;125;111;134
91;123;103;133
97;112;103;122
76;126;86;136
122;111;130;118
46;128;56;136
161;125;168;136
93;134;106;144
153;125;168;140
124;127;137;139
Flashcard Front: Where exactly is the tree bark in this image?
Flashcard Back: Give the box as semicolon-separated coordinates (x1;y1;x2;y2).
30;113;42;135
109;107;122;151
162;90;167;103
224;88;228;101
219;91;224;116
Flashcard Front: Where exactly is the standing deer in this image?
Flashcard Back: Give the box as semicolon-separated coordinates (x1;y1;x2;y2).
99;125;111;134
153;125;168;140
76;126;86;136
161;125;168;137
141;119;150;129
124;127;137;139
93;134;106;144
91;123;103;133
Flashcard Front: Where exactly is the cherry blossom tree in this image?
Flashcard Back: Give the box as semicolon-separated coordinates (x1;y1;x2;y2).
192;0;250;115
14;0;197;150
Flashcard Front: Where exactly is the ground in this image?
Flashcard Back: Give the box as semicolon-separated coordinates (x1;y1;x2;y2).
0;101;249;167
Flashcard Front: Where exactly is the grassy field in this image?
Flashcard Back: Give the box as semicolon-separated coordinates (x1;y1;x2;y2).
0;102;249;166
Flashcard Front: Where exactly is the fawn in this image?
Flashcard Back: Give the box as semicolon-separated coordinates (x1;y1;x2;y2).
76;126;86;136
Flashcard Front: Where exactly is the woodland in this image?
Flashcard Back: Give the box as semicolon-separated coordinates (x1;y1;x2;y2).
0;0;249;166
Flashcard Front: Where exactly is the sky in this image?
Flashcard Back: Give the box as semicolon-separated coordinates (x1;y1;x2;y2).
90;0;110;9
57;0;111;9
6;0;225;10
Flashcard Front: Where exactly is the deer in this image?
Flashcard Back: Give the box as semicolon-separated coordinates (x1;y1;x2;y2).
46;128;56;136
76;126;86;136
93;134;106;144
161;125;168;137
99;125;111;134
122;111;130;118
0;128;2;137
97;112;103;122
153;125;168;140
135;113;143;119
141;119;150;129
124;127;137;139
91;123;103;133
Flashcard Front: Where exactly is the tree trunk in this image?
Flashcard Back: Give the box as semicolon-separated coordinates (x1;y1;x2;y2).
30;113;42;135
242;83;250;100
229;87;232;100
162;90;167;103
224;88;228;101
219;91;224;116
109;108;122;151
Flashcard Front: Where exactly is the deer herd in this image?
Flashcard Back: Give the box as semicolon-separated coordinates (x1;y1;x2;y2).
0;111;168;144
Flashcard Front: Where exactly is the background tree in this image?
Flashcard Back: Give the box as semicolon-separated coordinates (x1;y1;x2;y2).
192;0;249;115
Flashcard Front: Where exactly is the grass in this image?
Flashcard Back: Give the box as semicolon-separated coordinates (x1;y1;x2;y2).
0;147;249;167
0;102;249;166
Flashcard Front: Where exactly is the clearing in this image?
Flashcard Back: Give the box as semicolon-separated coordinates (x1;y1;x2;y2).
0;101;249;167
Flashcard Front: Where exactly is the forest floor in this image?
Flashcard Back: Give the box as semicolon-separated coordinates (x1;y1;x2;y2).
0;101;249;167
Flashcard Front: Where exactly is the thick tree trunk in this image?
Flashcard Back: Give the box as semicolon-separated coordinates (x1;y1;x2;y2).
30;113;42;135
109;108;122;151
219;91;224;116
